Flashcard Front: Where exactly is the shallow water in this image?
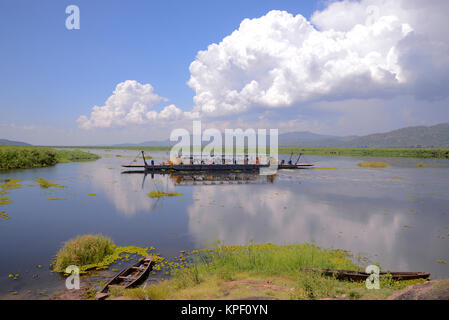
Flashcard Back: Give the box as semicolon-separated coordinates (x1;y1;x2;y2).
0;149;448;298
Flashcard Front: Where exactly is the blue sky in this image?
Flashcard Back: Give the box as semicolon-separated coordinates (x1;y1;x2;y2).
1;0;448;145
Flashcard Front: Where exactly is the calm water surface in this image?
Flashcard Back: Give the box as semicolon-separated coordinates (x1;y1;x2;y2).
0;149;448;298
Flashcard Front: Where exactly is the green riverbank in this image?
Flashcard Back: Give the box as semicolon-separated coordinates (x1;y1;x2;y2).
0;146;100;170
106;243;426;300
53;240;426;300
55;146;449;159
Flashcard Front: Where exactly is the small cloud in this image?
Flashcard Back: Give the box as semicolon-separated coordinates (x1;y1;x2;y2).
78;80;196;129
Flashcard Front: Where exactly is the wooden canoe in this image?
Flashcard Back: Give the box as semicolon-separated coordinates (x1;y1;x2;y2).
95;255;154;300
303;268;430;282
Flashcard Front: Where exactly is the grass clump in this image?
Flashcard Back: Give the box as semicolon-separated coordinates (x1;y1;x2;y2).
52;234;155;273
53;235;115;273
147;190;184;198
358;161;389;168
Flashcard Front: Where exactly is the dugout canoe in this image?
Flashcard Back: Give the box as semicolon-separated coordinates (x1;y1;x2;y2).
303;268;431;281
95;255;154;300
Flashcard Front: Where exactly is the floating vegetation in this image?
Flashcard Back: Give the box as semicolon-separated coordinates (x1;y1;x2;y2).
88;193;97;196
384;177;407;179
46;198;63;201
313;167;338;170
358;161;389;168
36;178;66;188
437;260;447;264
147;191;184;198
8;274;19;280
416;163;428;168
0;198;13;206
52;234;159;273
403;225;412;229
0;211;10;220
0;179;22;210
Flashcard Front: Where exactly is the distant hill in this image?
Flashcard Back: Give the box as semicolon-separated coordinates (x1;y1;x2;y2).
339;123;449;148
0;139;31;146
112;123;449;149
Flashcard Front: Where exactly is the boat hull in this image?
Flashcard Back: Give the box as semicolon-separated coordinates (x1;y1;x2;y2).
304;268;431;282
96;255;154;300
121;163;314;171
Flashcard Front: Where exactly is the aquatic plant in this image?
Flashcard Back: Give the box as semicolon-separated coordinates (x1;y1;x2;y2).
416;163;428;167
0;179;22;209
0;211;10;220
147;191;184;198
36;178;66;188
357;161;389;168
52;234;115;272
52;234;159;273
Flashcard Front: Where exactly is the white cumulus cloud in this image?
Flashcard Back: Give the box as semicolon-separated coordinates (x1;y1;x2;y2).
77;80;197;129
78;1;449;129
187;1;449;117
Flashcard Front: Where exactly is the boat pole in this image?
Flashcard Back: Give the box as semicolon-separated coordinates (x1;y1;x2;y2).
141;150;150;169
294;153;303;165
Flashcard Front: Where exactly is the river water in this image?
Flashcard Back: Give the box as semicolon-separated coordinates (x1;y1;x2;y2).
0;149;448;299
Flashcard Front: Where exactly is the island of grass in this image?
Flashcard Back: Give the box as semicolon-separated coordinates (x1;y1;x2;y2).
0;146;100;170
52;234;154;273
107;243;427;300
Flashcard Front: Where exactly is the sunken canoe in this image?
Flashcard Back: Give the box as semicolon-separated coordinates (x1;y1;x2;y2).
303;268;431;282
95;255;154;300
